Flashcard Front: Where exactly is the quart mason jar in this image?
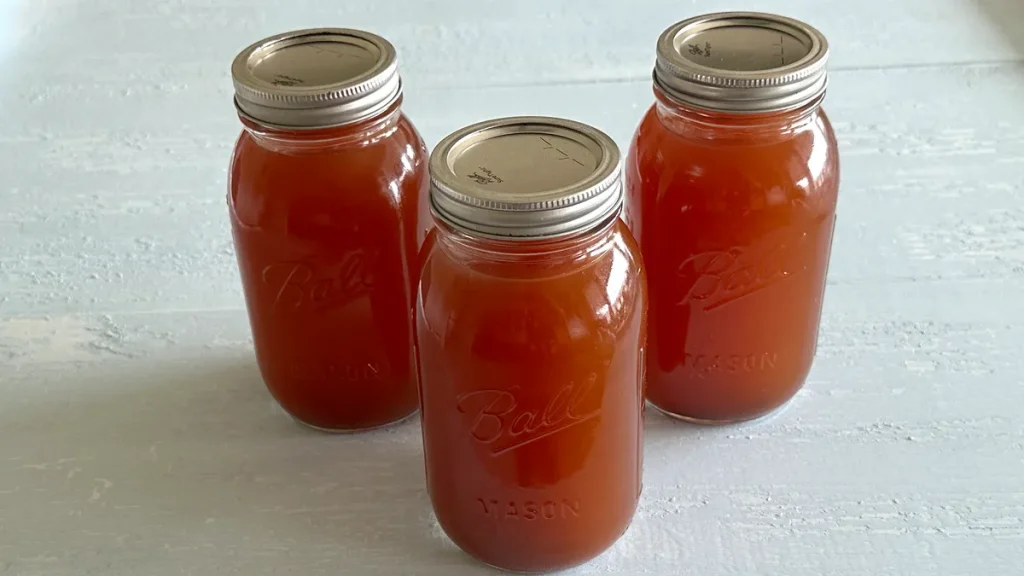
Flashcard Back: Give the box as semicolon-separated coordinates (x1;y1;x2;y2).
228;29;429;431
417;117;647;572
624;13;840;424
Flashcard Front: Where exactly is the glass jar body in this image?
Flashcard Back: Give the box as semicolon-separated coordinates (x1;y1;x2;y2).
416;219;647;572
228;107;429;431
624;91;840;424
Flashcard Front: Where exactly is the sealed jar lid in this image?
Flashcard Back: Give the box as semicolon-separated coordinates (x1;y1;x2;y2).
231;28;401;129
430;117;622;240
654;12;829;113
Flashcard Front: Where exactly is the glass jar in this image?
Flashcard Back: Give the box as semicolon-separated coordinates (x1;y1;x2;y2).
625;13;840;424
417;117;647;572
227;29;429;431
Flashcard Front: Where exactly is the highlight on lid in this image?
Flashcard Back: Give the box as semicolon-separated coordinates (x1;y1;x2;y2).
428;116;623;240
230;28;402;128
654;11;830;113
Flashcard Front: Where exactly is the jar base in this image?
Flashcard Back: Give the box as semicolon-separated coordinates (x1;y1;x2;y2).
458;512;635;574
478;560;573;575
648;396;794;426
291;409;419;434
474;543;613;574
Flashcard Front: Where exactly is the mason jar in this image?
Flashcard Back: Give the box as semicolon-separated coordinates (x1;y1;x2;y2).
625;12;840;423
417;117;647;572
228;28;429;431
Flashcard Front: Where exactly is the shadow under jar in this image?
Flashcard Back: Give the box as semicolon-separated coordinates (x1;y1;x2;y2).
624;12;840;424
417;117;647;572
227;29;429;432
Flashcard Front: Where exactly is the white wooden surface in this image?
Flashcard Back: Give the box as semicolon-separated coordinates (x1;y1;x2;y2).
2;1;1023;574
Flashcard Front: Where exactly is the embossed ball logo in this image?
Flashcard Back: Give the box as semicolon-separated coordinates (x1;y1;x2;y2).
676;231;807;311
455;376;602;456
262;250;376;312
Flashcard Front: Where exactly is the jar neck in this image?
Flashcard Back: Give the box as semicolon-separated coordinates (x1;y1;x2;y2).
239;98;404;152
434;215;619;269
654;86;823;140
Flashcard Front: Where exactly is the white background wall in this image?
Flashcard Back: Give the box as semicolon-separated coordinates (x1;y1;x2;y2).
1;1;1023;574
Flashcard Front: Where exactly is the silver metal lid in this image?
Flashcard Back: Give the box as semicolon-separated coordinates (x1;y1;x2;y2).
654;12;829;113
429;117;622;240
231;28;402;129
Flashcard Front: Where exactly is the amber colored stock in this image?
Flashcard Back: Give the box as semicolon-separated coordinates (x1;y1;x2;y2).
624;88;839;423
416;219;646;572
228;103;429;431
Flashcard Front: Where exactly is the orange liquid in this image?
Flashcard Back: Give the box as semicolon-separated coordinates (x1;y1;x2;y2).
625;90;839;423
228;106;429;431
416;219;646;572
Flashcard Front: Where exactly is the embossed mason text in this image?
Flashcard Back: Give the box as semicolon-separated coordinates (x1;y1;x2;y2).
682;352;778;377
476;498;581;521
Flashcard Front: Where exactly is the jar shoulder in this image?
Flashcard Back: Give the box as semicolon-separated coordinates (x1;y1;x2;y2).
418;224;646;343
626;104;839;214
231;113;426;173
229;114;428;227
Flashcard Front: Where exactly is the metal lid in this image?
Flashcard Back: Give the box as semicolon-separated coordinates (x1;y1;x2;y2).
429;117;622;240
654;12;829;113
231;28;402;129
